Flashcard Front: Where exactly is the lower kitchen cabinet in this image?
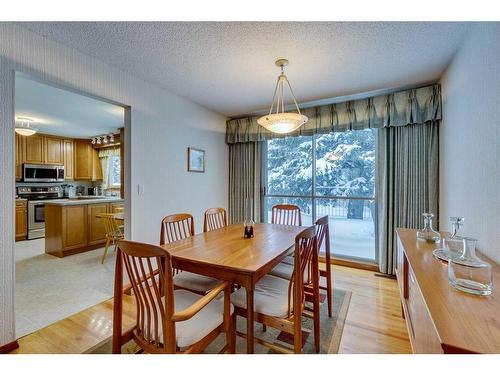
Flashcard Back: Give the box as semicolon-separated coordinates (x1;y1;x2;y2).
15;200;27;241
45;201;122;257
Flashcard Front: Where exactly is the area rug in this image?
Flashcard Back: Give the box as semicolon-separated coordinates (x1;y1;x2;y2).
92;287;351;354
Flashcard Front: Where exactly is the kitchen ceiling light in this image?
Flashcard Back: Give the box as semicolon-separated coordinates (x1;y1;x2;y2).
257;59;308;134
15;117;38;136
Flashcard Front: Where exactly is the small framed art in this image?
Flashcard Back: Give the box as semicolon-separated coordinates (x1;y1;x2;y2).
187;147;205;173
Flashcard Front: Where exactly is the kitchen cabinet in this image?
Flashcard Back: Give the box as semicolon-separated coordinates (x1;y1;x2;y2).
63;139;74;180
45;200;123;257
23;134;45;164
44;136;63;165
15;200;27;241
74;140;102;181
15;133;24;181
110;202;124;212
87;203;108;246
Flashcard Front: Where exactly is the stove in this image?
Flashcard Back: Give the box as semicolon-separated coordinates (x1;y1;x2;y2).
17;186;63;239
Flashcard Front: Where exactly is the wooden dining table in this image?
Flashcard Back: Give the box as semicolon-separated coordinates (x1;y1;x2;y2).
161;222;306;353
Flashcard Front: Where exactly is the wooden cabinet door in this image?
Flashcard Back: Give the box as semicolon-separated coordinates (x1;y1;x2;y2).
15;133;24;180
63;139;74;180
74;140;93;180
62;205;87;250
87;203;109;246
15;201;27;241
92;148;103;181
44;136;63;164
110;202;124;213
24;134;45;164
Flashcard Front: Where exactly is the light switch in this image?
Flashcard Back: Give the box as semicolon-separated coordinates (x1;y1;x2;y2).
137;184;145;196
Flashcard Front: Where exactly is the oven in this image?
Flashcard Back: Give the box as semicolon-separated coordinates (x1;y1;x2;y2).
23;163;65;183
28;200;47;239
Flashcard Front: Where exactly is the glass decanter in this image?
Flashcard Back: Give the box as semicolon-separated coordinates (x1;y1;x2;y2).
416;213;441;243
243;197;254;239
433;217;465;261
448;237;492;296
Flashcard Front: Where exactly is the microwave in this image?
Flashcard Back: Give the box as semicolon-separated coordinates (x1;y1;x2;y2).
23;164;65;183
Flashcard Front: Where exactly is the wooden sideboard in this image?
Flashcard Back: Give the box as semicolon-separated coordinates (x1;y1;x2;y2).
395;228;500;353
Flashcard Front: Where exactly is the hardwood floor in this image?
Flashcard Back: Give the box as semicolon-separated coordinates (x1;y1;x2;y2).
11;265;411;354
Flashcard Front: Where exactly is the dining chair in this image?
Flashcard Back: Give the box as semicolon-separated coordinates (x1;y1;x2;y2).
160;213;221;294
271;204;302;226
271;216;332;316
113;240;235;354
231;226;318;353
101;213;125;264
203;208;227;232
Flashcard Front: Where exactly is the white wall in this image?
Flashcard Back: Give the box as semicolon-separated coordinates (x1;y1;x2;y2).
0;24;228;346
440;23;500;263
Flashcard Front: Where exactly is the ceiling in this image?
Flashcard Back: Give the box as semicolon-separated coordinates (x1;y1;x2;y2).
15;73;124;138
19;22;471;117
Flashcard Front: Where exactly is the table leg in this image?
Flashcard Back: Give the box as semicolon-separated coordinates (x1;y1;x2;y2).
246;286;254;354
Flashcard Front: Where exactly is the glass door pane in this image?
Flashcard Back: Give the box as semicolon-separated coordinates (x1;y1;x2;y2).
315;198;376;260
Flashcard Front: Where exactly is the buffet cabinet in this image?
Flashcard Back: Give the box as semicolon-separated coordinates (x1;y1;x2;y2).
395;228;500;354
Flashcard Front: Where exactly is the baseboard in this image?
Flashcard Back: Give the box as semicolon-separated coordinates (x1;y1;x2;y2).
0;340;19;354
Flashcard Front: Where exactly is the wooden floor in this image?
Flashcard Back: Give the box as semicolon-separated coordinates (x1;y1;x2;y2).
11;265;411;354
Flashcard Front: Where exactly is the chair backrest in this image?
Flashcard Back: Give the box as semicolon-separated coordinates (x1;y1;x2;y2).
100;213;123;238
116;240;176;353
203;208;227;232
271;204;302;226
287;225;317;316
315;215;330;255
160;213;195;245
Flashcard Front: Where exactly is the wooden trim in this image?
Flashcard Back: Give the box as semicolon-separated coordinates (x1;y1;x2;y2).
0;340;19;354
320;256;379;272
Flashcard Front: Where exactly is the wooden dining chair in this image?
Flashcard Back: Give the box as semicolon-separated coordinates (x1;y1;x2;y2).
112;240;235;354
271;204;302;226
203;208;227;232
160;213;221;294
101;213;125;264
231;226;318;353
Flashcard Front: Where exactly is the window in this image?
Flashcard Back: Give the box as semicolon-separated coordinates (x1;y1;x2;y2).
109;155;121;187
263;129;376;262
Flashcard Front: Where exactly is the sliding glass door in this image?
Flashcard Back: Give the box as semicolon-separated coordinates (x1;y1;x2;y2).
262;129;377;262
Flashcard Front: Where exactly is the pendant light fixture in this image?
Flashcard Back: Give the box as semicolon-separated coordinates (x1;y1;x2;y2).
15;117;38;136
257;59;308;134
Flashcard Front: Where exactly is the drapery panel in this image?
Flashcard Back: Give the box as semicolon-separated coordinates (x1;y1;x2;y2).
228;142;262;224
226;84;441;144
377;121;439;274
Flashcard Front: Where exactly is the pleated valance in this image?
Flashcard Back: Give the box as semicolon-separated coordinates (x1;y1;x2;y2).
226;84;441;144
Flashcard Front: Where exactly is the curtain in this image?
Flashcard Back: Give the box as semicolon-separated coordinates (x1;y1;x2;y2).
228;142;262;224
226;84;441;144
99;146;120;189
377;121;439;274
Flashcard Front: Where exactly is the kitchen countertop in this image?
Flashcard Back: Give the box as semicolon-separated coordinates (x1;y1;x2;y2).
44;197;124;206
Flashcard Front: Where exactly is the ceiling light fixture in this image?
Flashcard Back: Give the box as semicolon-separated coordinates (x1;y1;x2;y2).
15;117;39;136
257;59;308;134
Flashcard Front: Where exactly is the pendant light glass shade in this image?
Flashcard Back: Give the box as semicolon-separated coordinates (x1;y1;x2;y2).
15;118;38;136
257;59;308;134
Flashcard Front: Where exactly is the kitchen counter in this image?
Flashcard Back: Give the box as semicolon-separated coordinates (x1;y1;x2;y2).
45;197;123;206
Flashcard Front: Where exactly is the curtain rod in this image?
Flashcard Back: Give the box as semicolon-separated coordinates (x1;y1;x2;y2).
230;80;438;120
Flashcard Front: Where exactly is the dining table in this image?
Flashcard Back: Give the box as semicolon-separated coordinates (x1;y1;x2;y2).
161;222;306;353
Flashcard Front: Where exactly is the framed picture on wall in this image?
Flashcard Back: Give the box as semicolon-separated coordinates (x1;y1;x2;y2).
187;147;205;173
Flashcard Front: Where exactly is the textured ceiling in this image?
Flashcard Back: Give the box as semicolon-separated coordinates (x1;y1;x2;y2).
19;22;470;117
16;73;124;138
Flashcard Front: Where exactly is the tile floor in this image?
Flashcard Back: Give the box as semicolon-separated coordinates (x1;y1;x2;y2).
15;239;118;338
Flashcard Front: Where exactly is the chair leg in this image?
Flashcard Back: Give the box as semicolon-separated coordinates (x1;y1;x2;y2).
262;323;267;332
101;238;111;264
229;313;237;354
313;284;321;353
326;263;333;318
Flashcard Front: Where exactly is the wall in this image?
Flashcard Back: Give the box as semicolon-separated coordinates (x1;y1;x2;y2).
0;23;228;346
440;23;500;263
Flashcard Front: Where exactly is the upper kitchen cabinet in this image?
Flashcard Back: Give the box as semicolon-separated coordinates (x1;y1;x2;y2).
44;136;63;165
23;134;45;164
74;139;102;181
15;133;24;181
63;139;74;180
